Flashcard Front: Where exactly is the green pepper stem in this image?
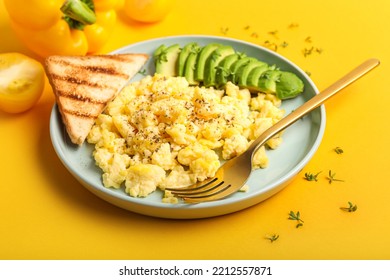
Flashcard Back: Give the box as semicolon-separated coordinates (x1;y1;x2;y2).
61;0;96;25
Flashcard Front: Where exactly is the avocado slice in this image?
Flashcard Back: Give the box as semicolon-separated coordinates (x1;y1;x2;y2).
275;72;304;99
245;64;269;92
236;60;268;87
215;52;247;87
183;51;200;85
194;43;221;82
154;44;181;77
258;69;282;94
153;44;167;71
229;57;257;84
177;42;200;77
203;45;235;87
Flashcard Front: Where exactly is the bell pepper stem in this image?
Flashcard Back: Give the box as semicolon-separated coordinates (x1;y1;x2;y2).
61;0;96;25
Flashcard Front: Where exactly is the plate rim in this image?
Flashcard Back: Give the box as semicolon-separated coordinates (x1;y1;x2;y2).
49;35;325;219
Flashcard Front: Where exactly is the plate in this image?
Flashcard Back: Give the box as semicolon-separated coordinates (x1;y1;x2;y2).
50;35;325;219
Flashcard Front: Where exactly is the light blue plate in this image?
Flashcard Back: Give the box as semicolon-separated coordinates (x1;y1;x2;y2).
50;35;325;219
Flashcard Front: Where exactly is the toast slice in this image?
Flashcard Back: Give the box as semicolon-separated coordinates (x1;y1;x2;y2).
45;53;149;145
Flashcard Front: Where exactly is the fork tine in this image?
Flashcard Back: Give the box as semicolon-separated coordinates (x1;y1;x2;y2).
165;177;220;195
165;168;225;195
174;181;230;198
182;183;241;203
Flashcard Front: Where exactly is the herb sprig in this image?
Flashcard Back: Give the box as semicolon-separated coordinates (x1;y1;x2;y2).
340;202;357;212
265;234;280;243
304;171;321;182
327;170;345;184
288;211;304;228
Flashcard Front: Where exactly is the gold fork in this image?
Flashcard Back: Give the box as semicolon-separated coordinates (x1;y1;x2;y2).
166;58;380;203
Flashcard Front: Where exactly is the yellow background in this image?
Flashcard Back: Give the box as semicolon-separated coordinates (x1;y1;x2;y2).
1;0;389;259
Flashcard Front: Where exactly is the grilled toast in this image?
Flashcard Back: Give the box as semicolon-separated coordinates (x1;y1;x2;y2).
45;53;149;145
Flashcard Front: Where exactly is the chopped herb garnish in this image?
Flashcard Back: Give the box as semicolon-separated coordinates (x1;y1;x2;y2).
138;69;147;76
244;25;250;30
302;46;323;57
340;202;357;212
334;147;344;154
263;40;278;52
305;70;312;76
303;46;314;57
304;171;322;181
305;36;313;43
220;27;229;35
288;23;299;29
327;170;345;184
251;32;259;38
265;234;280;243
288;211;304;228
268;30;279;38
280;41;289;48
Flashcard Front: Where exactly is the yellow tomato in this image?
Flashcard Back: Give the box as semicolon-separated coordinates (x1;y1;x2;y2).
123;0;175;23
0;53;45;113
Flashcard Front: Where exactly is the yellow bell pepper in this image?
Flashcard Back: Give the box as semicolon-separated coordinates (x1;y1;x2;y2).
4;0;118;57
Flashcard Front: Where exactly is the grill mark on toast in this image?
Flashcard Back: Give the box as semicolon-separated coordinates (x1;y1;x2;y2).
62;108;96;119
56;90;107;104
51;73;116;89
51;57;130;79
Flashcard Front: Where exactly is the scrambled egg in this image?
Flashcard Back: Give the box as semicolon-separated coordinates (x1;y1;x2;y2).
87;74;284;201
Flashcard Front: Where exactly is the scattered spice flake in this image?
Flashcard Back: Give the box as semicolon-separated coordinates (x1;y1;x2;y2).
304;171;322;182
220;27;229;35
244;25;251;30
327;170;345;184
340;202;357;212
288;211;304;228
305;70;312;76
265;234;280;243
251;32;259;38
334;147;344;154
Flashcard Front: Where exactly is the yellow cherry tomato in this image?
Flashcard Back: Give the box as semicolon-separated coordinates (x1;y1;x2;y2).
0;53;45;113
123;0;175;23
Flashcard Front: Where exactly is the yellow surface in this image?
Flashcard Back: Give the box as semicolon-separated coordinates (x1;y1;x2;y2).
0;0;389;260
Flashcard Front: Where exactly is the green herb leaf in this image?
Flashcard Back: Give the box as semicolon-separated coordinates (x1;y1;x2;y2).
327;170;345;184
305;36;313;43
334;147;344;154
340;202;357;212
265;234;279;243
288;211;304;228
304;171;321;181
268;30;279;38
288;23;299;29
138;69;147;76
280;41;289;48
220;27;229;35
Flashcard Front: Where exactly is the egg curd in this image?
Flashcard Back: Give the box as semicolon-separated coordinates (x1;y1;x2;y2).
87;74;284;202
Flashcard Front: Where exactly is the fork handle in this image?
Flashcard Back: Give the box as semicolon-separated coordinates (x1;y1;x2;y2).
248;58;380;156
